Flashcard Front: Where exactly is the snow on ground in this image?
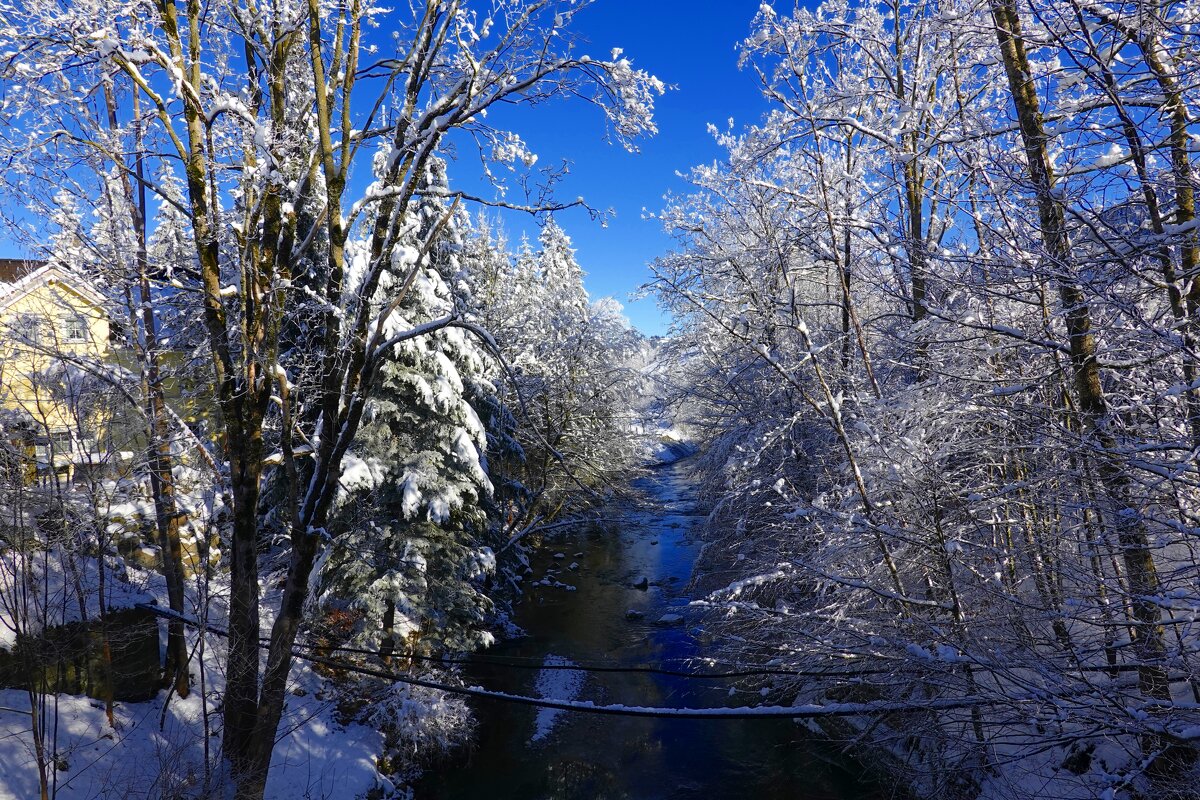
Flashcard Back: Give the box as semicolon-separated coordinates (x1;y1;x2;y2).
0;552;152;648
633;423;696;465
0;561;391;800
259;670;387;800
0;676;385;800
528;654;584;744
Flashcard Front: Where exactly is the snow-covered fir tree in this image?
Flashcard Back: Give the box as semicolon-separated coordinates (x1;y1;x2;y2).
459;215;529;534
319;158;498;655
470;218;641;525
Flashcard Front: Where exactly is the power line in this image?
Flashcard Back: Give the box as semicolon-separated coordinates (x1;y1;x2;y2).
291;646;1021;720
134;603;1162;721
298;638;889;680
136;603;1195;686
135;603;886;680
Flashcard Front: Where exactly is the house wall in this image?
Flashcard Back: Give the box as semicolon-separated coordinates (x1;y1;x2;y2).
0;276;113;479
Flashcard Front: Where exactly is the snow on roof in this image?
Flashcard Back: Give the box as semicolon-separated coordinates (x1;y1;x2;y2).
0;261;107;314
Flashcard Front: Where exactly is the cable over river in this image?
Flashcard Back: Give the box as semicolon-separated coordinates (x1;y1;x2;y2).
417;456;889;799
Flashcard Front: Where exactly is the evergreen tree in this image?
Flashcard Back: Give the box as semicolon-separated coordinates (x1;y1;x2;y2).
460;215;529;536
319;158;498;655
480;217;639;522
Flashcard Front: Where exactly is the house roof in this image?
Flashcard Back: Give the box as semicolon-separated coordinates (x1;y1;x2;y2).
0;261;107;314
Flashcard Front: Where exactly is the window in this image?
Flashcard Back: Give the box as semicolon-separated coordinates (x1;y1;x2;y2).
35;431;74;465
61;315;88;343
12;314;41;345
50;431;72;453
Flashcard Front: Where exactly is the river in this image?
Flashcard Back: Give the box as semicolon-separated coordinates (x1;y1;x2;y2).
417;457;888;799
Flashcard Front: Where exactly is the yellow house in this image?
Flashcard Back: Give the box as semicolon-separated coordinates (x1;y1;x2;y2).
0;258;115;483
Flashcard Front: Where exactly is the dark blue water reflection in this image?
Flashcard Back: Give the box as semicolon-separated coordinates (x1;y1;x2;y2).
417;461;888;800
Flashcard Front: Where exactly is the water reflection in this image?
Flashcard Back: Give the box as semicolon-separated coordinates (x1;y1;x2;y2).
417;462;887;800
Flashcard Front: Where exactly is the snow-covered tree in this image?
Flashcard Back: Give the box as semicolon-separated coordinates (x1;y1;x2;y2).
480;219;641;531
0;1;662;794
651;0;1200;794
320;158;498;655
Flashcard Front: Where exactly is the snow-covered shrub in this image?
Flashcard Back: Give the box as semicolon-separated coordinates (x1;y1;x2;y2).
352;676;474;786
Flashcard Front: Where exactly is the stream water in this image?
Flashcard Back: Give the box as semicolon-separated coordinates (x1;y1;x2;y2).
417;458;888;799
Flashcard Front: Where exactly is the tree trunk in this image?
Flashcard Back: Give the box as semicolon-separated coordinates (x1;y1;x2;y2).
1072;3;1200;465
223;458;266;785
988;0;1171;707
105;82;192;699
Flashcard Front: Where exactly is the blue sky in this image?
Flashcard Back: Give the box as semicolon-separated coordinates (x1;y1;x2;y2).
455;1;771;335
0;2;771;336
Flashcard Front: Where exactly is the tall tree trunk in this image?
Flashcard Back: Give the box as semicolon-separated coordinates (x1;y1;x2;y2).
103;80;191;698
1070;2;1200;466
224;462;265;784
891;0;929;371
1137;24;1200;469
988;0;1172;712
152;0;263;770
135;185;192;702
